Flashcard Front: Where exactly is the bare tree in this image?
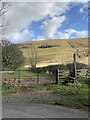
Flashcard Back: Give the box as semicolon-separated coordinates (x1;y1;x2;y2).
0;1;10;38
0;0;10;71
28;44;39;70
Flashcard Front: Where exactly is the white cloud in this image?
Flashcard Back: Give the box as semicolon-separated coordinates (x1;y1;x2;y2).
5;29;34;43
80;8;84;13
1;0;89;2
55;29;76;39
2;2;70;42
57;32;70;39
1;2;88;42
5;2;70;33
65;29;76;35
37;35;45;40
57;29;88;39
79;2;88;13
41;16;66;39
75;30;88;37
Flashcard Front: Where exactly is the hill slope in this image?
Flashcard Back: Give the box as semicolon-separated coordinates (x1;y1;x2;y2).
18;38;89;68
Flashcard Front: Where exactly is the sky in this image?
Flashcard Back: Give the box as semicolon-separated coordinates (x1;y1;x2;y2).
0;1;89;43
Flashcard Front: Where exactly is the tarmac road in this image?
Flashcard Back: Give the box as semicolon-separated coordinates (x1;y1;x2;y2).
2;93;88;118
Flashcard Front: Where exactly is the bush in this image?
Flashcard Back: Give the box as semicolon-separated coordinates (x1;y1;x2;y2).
38;44;58;48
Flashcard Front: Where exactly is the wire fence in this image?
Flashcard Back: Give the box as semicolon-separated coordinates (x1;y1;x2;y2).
2;68;89;88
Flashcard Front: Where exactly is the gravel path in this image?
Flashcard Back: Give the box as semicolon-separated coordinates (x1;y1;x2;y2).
2;92;88;118
2;92;65;103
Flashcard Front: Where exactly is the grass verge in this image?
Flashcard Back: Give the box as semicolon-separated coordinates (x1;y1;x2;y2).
0;86;17;94
1;81;88;111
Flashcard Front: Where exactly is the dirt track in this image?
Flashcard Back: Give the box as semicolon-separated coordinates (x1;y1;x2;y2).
2;92;88;118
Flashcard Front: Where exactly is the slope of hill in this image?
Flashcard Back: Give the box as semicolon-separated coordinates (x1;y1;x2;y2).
18;38;89;68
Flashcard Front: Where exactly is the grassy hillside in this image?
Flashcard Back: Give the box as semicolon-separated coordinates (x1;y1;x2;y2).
17;38;89;68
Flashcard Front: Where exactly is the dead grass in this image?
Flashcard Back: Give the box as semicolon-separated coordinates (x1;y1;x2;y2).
18;38;88;68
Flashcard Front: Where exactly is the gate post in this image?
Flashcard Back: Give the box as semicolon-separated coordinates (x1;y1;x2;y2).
55;68;59;84
73;53;77;82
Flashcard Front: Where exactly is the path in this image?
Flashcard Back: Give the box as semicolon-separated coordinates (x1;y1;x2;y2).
2;93;88;118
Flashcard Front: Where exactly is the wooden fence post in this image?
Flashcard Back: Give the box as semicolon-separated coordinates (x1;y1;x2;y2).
55;68;59;84
37;70;39;83
19;70;20;81
73;53;77;82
